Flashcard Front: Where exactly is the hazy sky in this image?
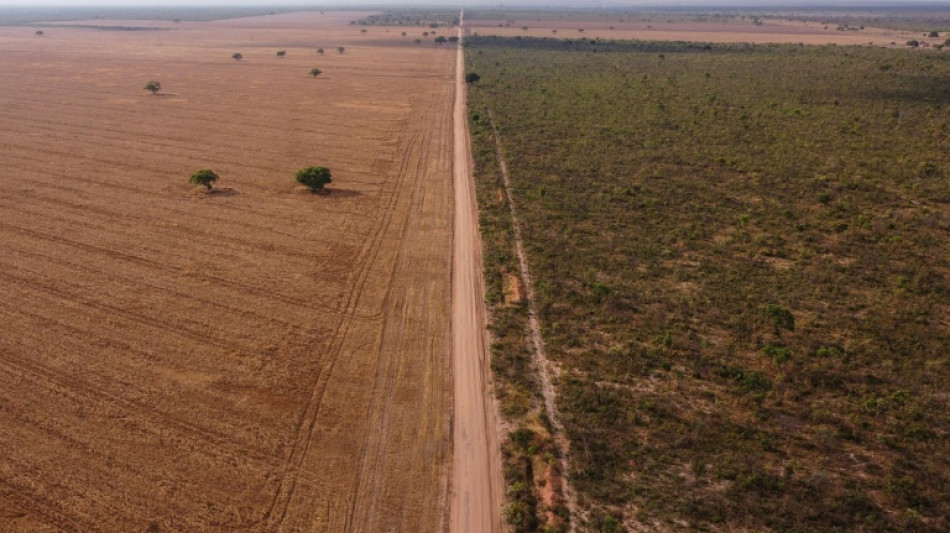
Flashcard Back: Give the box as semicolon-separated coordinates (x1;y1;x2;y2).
1;0;949;6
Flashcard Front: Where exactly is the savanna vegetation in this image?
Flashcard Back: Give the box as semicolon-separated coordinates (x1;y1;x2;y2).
466;35;949;532
355;9;459;28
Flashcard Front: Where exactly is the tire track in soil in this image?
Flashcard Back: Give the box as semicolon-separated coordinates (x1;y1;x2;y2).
340;73;454;533
261;113;421;532
0;220;343;316
0;329;280;465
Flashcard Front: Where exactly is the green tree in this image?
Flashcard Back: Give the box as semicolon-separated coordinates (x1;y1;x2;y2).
448;36;459;43
35;30;44;36
317;48;325;54
295;166;332;192
435;36;447;43
190;168;219;190
276;50;286;57
232;52;243;60
907;40;920;48
337;46;345;54
309;68;322;78
465;72;481;84
143;80;161;95
761;304;795;333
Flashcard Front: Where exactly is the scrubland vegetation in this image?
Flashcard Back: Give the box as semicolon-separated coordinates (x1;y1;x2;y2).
467;35;949;532
355;9;459;28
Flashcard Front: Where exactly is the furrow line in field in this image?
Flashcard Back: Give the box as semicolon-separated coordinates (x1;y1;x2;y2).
0;191;347;268
0;332;280;465
0;99;398;140
0;265;269;359
0;243;330;341
0;220;345;315
0;164;371;244
0;481;90;533
341;85;444;533
262;122;420;531
1;152;388;216
0;144;384;197
0;288;278;396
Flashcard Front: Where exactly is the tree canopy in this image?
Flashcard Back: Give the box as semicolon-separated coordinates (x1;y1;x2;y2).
295;166;332;193
189;168;219;190
143;80;161;95
309;68;323;78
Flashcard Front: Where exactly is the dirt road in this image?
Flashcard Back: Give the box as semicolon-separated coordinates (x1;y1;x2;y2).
450;15;504;533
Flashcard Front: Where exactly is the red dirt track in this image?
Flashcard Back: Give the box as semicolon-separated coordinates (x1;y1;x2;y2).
0;12;457;532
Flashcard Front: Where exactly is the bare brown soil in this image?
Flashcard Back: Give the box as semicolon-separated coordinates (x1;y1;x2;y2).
466;18;921;46
0;12;457;532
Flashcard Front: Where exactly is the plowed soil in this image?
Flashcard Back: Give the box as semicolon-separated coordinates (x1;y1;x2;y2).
0;12;456;532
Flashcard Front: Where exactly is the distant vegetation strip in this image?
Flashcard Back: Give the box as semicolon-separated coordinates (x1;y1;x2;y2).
354;9;459;28
467;35;949;532
465;7;950;33
0;6;318;26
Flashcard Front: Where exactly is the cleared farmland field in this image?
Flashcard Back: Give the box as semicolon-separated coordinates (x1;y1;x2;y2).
0;12;456;532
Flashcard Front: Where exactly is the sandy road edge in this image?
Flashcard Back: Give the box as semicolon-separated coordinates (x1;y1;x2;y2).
487;111;580;530
449;11;504;533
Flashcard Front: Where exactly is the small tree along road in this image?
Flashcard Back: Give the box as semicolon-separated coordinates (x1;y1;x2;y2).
190;168;219;190
143;80;161;95
295;166;332;193
465;72;480;84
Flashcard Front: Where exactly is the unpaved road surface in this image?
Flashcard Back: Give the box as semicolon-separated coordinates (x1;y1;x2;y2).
0;12;456;532
450;18;504;533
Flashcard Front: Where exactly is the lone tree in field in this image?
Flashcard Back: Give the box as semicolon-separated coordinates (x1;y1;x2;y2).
276;50;286;57
35;30;44;36
143;80;161;95
337;46;345;54
190;168;219;190
232;52;243;61
295;166;332;193
317;48;325;54
465;72;481;84
309;68;322;78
